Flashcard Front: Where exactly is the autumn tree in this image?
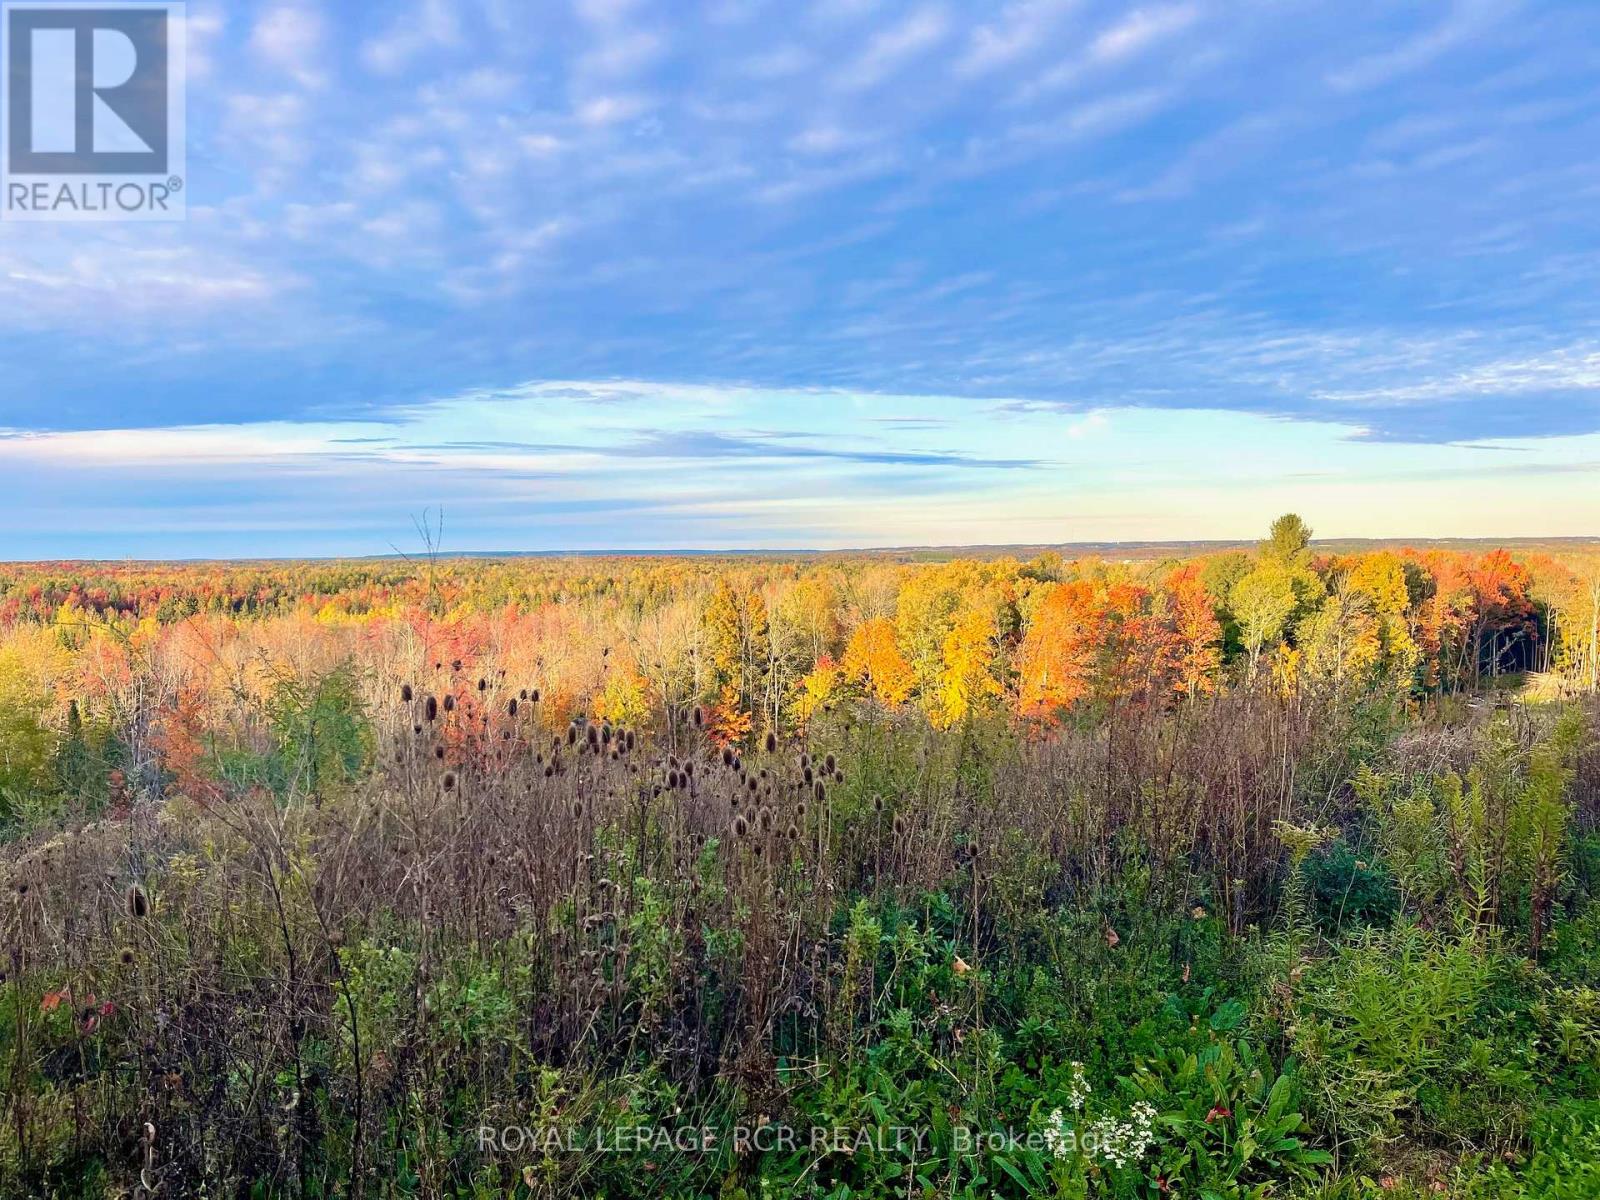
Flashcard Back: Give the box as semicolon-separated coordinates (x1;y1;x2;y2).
1201;550;1251;658
1471;550;1537;681
1262;513;1313;566
1345;551;1421;689
1016;580;1101;720
934;607;1001;727
701;577;770;729
703;578;742;691
1411;551;1475;692
791;654;840;725
1230;563;1297;676
841;618;915;706
1160;564;1222;699
894;565;965;700
1296;579;1382;691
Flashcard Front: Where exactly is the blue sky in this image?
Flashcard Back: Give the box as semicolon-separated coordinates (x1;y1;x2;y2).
2;0;1598;557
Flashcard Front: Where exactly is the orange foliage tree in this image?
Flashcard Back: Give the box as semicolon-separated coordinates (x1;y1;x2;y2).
1016;580;1101;720
841;618;915;706
1161;565;1222;700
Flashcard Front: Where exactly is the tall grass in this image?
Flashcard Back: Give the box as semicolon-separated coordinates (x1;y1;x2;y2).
1;659;1595;1197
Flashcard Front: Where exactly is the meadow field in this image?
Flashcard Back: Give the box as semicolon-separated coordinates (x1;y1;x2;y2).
2;517;1599;1198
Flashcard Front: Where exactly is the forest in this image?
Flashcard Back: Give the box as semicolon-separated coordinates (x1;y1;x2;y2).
1;516;1599;1198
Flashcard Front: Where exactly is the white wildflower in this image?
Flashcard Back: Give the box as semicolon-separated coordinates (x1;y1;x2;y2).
1066;1061;1091;1113
1083;1101;1159;1169
1042;1108;1073;1160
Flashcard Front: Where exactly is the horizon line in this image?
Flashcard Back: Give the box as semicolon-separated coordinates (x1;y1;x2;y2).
4;534;1599;567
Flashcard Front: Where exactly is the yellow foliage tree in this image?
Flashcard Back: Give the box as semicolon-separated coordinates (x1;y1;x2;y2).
841;618;915;706
935;607;1000;727
792;654;839;725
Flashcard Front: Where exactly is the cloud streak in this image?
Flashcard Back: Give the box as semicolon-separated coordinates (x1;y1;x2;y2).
3;0;1599;552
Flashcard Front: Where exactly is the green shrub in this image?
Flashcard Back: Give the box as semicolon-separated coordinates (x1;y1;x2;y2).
1290;928;1495;1158
1304;841;1401;934
1460;1101;1600;1200
1124;1020;1333;1199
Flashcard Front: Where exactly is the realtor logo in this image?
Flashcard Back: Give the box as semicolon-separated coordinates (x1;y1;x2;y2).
2;2;185;220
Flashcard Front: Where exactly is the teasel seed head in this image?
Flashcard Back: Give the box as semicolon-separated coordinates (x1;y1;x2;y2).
443;694;455;713
400;683;413;703
765;730;777;754
425;696;438;722
126;883;149;920
567;723;578;746
814;780;826;804
873;794;884;813
691;705;704;729
508;698;518;718
893;814;907;836
733;815;749;837
442;772;456;791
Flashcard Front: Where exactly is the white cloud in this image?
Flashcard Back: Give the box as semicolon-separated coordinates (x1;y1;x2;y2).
580;29;667;79
1010;87;1172;146
1088;4;1200;64
1328;0;1510;92
0;242;297;324
249;4;326;89
832;6;951;91
788;125;868;155
185;7;226;80
740;46;812;79
6;384;1598;553
576;0;644;25
362;0;463;75
576;93;655;125
959;0;1079;76
1312;348;1600;405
